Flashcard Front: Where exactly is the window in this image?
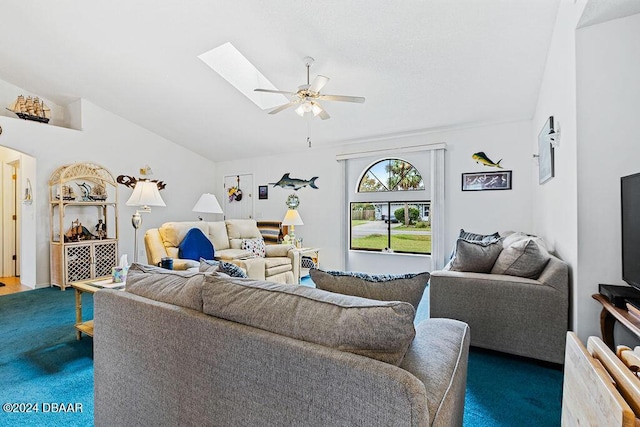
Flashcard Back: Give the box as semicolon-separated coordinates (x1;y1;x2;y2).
358;159;424;192
350;201;431;254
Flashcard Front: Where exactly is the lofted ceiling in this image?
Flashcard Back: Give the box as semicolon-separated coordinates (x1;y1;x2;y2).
0;0;564;162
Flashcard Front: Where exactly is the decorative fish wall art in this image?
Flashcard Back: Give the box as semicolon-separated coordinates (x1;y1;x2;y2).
270;173;319;191
472;152;503;168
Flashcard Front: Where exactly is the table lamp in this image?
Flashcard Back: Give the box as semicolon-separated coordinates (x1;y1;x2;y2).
126;180;166;262
282;209;303;244
192;193;223;220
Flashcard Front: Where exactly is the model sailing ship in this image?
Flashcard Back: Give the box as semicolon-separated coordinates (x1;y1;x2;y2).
56;185;77;201
6;95;51;123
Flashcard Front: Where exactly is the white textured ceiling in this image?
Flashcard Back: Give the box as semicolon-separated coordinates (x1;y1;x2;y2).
0;0;562;161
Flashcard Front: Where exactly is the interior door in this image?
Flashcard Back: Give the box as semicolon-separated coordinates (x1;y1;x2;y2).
223;174;253;219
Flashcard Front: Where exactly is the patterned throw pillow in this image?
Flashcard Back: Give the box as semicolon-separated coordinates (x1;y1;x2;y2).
241;238;266;258
310;269;429;311
218;261;248;278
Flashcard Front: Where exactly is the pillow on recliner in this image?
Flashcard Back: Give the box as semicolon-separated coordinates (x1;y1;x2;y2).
178;228;214;261
310;269;429;311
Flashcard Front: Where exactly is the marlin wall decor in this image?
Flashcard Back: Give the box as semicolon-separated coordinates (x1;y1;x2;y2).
270;173;319;191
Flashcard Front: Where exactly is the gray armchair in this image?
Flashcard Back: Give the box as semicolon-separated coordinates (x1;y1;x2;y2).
430;254;569;364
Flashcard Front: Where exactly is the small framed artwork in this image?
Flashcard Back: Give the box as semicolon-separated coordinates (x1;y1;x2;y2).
258;185;268;200
462;171;512;191
538;116;555;184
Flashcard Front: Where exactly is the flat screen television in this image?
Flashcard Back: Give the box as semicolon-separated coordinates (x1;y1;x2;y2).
622;172;640;290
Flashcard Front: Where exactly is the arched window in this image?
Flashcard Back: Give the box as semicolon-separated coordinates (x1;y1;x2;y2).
358;159;424;192
351;158;430;254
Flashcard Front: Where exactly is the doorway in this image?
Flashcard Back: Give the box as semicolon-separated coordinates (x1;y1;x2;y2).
223;174;254;219
0;145;36;293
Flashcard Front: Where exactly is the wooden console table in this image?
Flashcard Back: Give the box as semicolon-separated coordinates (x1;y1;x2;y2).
593;293;640;349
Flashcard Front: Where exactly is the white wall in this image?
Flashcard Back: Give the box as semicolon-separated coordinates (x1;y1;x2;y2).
531;0;586;333
575;12;640;341
215;120;534;274
0;82;217;286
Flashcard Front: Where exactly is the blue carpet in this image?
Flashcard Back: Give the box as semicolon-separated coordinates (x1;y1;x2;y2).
1;284;562;426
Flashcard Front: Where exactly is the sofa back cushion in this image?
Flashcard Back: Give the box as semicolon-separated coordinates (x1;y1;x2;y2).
226;219;262;249
310;269;429;311
159;221;209;258
205;221;230;250
125;263;207;311
201;275;416;365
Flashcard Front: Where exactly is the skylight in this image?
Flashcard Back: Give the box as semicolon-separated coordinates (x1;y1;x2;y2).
198;42;287;110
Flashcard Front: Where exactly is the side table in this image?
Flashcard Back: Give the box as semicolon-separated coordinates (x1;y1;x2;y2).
293;247;320;283
592;293;640;349
72;279;124;339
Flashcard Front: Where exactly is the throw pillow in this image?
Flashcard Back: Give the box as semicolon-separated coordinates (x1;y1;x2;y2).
449;229;501;260
310;269;429;311
449;239;503;273
199;258;220;273
178;228;214;261
201;275;416;365
125;263;208;311
241;238;266;258
491;237;551;279
218;261;248;278
459;228;501;243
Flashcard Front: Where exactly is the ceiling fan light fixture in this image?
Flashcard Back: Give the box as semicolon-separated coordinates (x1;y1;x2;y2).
311;103;322;117
295;104;305;117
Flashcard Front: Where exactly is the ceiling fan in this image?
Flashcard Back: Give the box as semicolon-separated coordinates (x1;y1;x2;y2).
254;56;365;120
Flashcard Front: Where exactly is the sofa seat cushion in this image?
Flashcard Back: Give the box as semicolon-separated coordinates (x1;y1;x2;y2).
491;237;551;279
265;264;292;277
264;257;292;269
310;269;430;311
178;228;215;261
125;263;207;311
202;275;416;365
215;248;252;260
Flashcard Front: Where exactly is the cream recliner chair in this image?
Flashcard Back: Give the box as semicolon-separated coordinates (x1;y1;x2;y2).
144;219;299;284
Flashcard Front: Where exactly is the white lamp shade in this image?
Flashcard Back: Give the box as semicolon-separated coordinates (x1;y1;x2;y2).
126;180;166;207
282;209;304;226
192;193;223;214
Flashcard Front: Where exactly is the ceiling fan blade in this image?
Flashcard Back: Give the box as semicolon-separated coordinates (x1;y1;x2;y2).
309;75;329;93
317;94;365;103
268;102;298;115
317;107;330;120
254;88;296;95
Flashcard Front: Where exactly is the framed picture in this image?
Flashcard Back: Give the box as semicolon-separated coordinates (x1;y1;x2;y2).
462;171;512;191
538;116;555;184
258;185;268;200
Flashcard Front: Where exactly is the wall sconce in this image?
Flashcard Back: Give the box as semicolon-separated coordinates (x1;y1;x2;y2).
23;178;33;205
543;116;560;148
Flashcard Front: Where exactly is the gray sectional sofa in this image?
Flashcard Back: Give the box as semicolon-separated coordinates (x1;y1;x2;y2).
93;264;471;426
430;231;569;364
